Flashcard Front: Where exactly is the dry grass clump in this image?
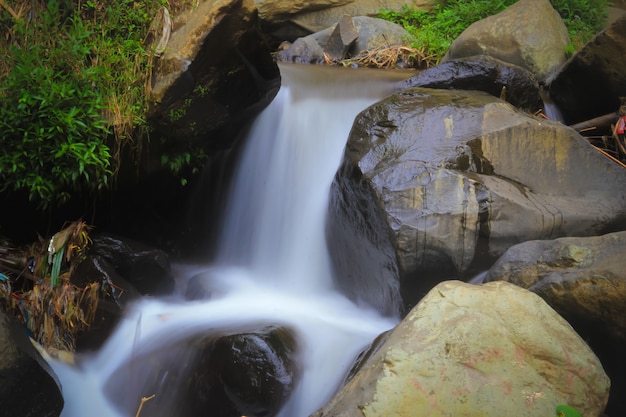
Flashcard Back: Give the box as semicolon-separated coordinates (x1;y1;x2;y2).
0;220;100;351
1;279;100;351
339;44;436;69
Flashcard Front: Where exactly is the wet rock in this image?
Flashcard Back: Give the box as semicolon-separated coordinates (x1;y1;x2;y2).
0;310;64;417
484;231;626;415
328;87;626;315
203;327;298;417
311;281;610;417
548;13;626;125
89;234;174;295
66;233;170;351
400;55;543;111
70;254;141;351
104;326;298;417
444;0;569;81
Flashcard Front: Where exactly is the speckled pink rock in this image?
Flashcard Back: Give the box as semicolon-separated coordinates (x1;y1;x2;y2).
311;280;609;417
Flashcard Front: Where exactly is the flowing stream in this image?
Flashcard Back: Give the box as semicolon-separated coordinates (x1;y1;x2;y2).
47;63;411;417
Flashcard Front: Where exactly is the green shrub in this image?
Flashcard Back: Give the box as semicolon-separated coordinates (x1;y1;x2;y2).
0;0;163;209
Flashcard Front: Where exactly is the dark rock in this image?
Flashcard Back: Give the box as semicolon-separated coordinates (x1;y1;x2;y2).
148;0;280;149
184;269;236;301
89;234;174;295
0;310;64;417
400;55;543;111
548;13;626;125
205;327;298;417
328;87;626;316
483;231;626;416
104;326;298;417
70;254;141;351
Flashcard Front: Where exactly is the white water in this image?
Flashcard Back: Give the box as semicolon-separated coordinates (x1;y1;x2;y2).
47;64;409;417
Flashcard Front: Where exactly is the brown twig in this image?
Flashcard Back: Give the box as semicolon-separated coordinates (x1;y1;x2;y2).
0;0;19;19
135;394;156;417
593;143;626;168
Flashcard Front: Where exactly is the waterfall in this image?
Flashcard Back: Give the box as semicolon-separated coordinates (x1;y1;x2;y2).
47;64;409;417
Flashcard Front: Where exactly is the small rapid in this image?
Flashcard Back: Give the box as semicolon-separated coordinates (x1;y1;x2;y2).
47;63;411;417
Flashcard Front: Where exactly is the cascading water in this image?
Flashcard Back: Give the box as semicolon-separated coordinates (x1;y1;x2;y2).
46;63;410;417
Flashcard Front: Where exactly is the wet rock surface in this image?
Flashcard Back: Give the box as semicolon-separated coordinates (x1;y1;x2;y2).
0;311;64;417
548;13;626;125
400;55;543;111
328;87;626;315
104;325;298;417
88;234;174;296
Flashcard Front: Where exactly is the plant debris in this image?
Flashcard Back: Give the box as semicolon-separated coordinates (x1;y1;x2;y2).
340;44;435;69
0;220;100;351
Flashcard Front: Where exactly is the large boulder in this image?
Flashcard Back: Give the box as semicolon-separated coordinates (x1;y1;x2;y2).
256;0;436;42
0;311;64;417
148;0;280;149
327;87;626;315
484;232;626;341
443;0;569;81
548;13;626;125
484;231;626;415
311;281;610;417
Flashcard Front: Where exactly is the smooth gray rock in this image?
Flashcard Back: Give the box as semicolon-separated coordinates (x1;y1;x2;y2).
444;0;569;80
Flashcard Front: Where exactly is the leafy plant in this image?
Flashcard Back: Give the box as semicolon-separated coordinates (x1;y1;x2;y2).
161;145;208;186
556;404;582;417
0;0;166;209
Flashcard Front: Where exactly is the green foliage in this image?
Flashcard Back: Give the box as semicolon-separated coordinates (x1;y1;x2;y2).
161;146;208;186
0;0;164;209
377;0;608;66
556;404;582;417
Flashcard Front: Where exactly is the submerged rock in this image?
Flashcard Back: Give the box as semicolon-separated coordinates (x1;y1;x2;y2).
104;325;298;417
311;281;610;417
327;87;626;315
